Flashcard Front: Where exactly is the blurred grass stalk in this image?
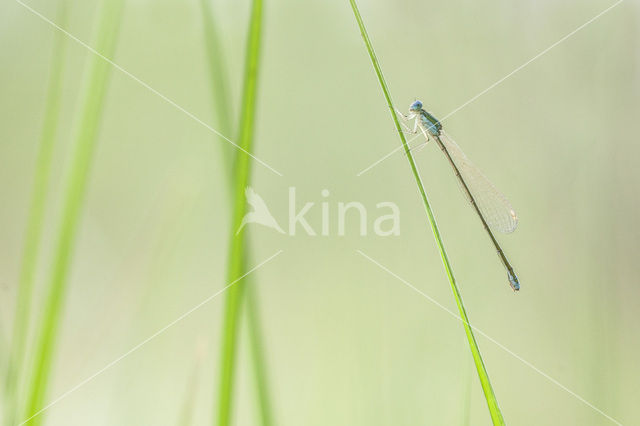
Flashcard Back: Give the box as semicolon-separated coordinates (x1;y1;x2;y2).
4;2;69;425
347;1;506;424
244;289;274;425
200;3;274;424
208;0;270;425
21;1;125;424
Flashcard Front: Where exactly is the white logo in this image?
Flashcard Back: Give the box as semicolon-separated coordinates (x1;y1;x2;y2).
237;186;285;235
236;187;400;236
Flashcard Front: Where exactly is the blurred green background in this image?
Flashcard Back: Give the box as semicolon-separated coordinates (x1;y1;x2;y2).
1;0;638;424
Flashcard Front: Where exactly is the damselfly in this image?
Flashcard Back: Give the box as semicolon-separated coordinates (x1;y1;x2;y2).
397;100;520;291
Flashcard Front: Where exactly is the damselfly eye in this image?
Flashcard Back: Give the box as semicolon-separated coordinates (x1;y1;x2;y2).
409;100;423;111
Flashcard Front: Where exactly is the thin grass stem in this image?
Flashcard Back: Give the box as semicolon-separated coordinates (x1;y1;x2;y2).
244;288;274;426
347;1;505;424
4;2;69;425
21;1;125;424
199;2;274;424
200;0;234;166
214;0;264;425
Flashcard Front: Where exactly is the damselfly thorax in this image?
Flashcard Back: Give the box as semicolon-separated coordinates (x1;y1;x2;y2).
418;109;442;137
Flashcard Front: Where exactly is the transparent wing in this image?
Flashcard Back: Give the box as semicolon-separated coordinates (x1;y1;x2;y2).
439;130;518;234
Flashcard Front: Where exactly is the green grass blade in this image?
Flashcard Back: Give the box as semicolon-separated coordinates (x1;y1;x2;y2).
21;1;125;424
214;0;264;425
200;2;274;425
200;0;234;163
4;2;69;425
244;287;274;426
347;1;505;424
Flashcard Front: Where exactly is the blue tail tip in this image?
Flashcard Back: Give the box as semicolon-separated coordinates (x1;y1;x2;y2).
508;271;520;292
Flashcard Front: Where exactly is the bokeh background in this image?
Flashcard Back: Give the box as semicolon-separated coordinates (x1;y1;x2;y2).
1;0;639;424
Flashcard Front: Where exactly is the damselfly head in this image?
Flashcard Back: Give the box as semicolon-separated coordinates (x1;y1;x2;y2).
409;100;423;113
